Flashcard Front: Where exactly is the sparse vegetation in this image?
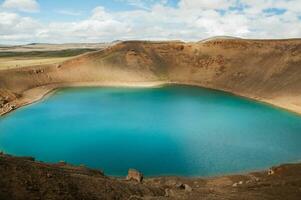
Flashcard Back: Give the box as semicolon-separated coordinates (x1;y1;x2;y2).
0;49;98;70
0;48;97;58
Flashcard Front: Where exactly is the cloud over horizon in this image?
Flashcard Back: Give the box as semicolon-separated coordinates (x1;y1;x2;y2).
0;0;301;44
2;0;39;12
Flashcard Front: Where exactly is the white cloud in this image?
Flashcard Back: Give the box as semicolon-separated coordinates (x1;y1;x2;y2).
2;0;39;12
35;7;130;43
56;10;82;16
0;12;41;43
179;0;235;10
116;0;168;10
0;0;301;44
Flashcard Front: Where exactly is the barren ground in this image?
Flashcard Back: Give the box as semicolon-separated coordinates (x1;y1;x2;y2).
1;153;301;200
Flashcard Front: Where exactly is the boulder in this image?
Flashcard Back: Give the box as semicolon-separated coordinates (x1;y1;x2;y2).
184;184;192;192
177;183;192;192
126;169;143;183
10;104;16;110
268;168;275;175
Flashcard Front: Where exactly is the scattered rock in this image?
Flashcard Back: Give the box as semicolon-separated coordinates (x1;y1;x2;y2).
268;166;285;175
126;169;143;183
232;181;244;187
33;69;44;74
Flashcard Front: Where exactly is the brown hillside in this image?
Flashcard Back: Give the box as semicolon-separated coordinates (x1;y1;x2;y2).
0;38;301;115
1;153;301;200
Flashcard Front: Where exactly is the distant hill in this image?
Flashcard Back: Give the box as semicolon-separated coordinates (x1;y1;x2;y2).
0;43;110;52
199;36;241;42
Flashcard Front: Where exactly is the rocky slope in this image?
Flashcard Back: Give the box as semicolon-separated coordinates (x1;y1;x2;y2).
0;38;301;115
1;153;301;200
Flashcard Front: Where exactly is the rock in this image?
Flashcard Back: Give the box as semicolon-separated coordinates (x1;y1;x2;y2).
268;168;275;175
184;184;192;192
10;104;16;110
164;189;169;197
20;156;35;161
176;183;192;192
176;183;185;189
0;100;5;107
165;189;175;197
126;169;143;183
33;69;44;74
268;166;285;175
59;160;66;165
166;179;177;186
233;181;243;187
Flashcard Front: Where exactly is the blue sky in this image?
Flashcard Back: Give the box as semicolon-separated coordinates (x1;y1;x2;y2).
2;0;180;21
0;0;301;44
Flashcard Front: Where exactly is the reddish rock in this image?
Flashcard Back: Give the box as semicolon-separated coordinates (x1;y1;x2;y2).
126;169;143;183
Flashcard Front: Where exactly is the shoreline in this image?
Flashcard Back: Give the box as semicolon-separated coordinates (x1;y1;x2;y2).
1;152;301;199
1;80;301;117
0;81;167;116
1;81;301;179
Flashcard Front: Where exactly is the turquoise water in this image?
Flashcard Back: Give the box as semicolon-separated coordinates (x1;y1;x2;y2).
0;86;301;177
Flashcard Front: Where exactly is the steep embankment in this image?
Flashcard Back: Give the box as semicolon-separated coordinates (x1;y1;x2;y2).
1;153;301;200
1;38;301;115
